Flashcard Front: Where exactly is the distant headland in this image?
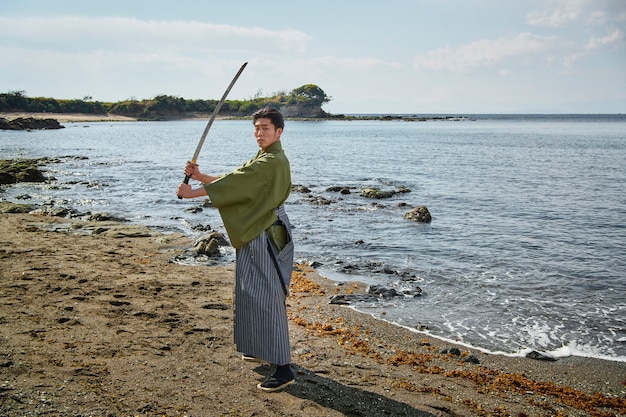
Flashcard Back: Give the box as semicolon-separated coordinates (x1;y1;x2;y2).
0;85;331;121
1;87;470;125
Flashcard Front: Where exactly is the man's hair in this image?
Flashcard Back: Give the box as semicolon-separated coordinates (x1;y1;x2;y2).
252;107;284;130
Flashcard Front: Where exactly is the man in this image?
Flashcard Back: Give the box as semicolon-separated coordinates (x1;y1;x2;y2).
176;107;295;392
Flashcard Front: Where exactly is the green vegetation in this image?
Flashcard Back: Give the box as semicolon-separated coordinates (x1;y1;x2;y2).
0;85;331;119
0;90;107;114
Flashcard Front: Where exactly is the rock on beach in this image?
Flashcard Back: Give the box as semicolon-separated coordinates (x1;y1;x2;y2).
0;158;50;185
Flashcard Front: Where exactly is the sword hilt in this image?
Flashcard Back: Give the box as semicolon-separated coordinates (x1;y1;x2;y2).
178;162;194;199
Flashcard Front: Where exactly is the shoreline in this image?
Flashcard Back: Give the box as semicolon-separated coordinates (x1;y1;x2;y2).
0;111;254;123
2;112;625;126
1;212;625;416
381;316;626;364
0;111;137;123
313;270;626;365
0;111;221;123
0;111;468;123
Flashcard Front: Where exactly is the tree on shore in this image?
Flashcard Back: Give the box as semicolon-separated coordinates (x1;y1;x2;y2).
291;84;331;107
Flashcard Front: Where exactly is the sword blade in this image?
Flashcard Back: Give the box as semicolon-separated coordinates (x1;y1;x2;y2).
183;62;248;185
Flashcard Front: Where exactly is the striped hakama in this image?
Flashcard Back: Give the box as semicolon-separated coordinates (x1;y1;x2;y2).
233;206;294;365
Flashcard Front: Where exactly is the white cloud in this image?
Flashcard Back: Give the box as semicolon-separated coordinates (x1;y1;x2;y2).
413;33;559;73
558;29;625;72
586;29;625;50
526;1;582;27
526;0;626;28
0;16;311;55
0;15;313;100
561;52;586;72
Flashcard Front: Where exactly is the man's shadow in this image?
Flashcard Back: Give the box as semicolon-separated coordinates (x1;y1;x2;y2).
254;365;438;416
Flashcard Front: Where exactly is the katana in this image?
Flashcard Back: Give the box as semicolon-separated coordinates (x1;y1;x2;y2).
182;61;248;185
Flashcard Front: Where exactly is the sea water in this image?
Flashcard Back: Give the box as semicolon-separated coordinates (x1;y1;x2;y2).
1;114;625;361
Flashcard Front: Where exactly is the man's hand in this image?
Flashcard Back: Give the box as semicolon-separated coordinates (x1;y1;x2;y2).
176;182;193;199
184;162;199;180
177;182;208;199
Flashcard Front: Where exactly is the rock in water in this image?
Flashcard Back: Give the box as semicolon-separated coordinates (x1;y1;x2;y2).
0;117;64;130
404;205;432;223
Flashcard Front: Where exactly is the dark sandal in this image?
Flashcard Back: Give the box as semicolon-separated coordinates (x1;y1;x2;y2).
257;376;294;392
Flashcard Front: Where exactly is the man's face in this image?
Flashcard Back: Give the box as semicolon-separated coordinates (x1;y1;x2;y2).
254;117;282;151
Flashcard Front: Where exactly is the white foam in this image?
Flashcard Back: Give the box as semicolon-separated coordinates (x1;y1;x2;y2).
350;309;626;363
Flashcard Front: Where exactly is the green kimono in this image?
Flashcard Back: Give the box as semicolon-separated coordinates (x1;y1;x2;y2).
203;141;291;248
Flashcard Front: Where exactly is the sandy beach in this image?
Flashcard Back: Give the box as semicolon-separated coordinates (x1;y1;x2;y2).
0;112;137;123
0;211;625;417
0;112;225;123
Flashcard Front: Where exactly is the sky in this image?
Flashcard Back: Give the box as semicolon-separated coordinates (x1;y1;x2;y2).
1;0;625;114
